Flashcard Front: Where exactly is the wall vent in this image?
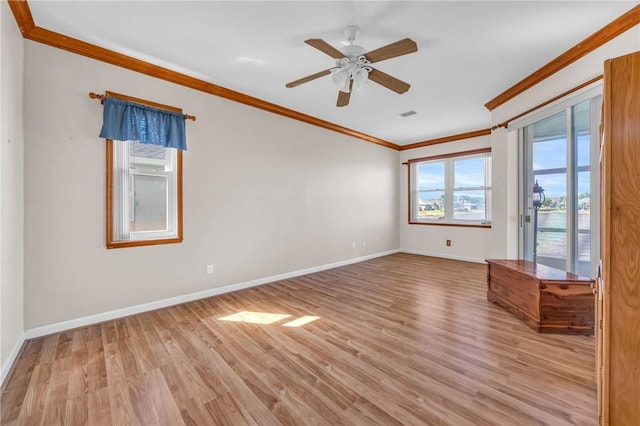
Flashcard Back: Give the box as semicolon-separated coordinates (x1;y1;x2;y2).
400;110;417;117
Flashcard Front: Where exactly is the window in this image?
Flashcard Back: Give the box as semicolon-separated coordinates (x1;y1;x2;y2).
100;92;186;249
408;148;491;227
107;140;182;248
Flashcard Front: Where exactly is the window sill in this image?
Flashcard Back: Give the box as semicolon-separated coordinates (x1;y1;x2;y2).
107;236;183;249
408;221;492;229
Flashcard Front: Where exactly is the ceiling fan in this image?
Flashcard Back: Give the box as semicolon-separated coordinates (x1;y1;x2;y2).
286;26;418;107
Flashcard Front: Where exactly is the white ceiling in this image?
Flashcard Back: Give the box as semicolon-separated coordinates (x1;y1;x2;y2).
28;1;638;145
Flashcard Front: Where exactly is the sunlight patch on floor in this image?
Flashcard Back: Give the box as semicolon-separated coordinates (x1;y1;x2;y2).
283;316;321;327
218;311;321;327
218;311;291;324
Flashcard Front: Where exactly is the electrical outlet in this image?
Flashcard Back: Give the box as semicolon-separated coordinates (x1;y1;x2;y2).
446;239;451;246
362;241;366;247
352;242;356;249
206;264;214;275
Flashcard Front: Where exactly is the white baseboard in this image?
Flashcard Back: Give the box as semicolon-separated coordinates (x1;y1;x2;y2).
1;331;26;387
400;249;486;264
24;249;400;340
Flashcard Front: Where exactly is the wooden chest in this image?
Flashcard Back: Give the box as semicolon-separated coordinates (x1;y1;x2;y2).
485;259;595;335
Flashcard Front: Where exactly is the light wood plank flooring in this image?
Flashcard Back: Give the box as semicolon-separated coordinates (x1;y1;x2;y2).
1;253;597;425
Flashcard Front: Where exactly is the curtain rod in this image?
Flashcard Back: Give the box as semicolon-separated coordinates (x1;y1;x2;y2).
89;92;196;121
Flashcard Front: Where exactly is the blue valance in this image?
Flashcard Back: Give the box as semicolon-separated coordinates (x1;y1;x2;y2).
99;97;187;150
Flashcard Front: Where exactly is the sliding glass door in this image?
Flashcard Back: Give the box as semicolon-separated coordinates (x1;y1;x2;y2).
521;95;600;277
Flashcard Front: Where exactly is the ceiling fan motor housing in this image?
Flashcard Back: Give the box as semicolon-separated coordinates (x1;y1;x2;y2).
341;44;366;58
332;27;372;93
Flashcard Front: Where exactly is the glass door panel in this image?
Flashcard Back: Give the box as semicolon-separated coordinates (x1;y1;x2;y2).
534;173;567;271
577;170;591;276
522;96;600;277
574;101;593;276
524;110;567;269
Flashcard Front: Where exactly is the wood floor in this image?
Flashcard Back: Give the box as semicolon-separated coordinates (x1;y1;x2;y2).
1;253;597;425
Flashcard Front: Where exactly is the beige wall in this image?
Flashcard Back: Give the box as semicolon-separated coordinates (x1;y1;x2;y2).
1;2;25;381
23;41;400;329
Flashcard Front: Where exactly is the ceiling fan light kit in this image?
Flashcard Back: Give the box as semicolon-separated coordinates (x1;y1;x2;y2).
331;56;371;93
286;26;417;107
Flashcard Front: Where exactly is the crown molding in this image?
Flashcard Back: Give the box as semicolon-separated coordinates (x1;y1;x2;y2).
399;129;492;151
11;0;635;149
7;0;400;151
485;4;640;111
7;0;33;35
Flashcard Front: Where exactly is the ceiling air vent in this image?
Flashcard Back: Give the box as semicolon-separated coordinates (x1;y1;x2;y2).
400;110;417;118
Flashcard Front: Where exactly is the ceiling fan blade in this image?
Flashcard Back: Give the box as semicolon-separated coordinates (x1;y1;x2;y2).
336;90;351;107
337;80;353;107
305;39;346;59
286;69;332;88
364;38;417;63
368;68;411;94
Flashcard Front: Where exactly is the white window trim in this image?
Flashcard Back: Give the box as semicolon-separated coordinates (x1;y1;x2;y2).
408;149;492;227
130;149;177;241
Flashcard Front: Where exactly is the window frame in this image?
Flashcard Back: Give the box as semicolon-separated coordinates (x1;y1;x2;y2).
106;140;183;248
407;147;492;228
104;92;184;249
